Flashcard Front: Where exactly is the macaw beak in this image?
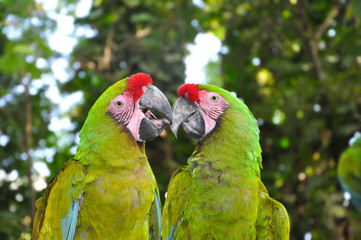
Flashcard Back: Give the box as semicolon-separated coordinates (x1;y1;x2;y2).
139;85;173;122
170;96;205;139
138;85;172;141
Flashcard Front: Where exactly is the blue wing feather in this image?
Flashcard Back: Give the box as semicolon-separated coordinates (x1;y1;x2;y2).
149;190;162;240
167;213;184;240
154;191;162;240
61;199;79;240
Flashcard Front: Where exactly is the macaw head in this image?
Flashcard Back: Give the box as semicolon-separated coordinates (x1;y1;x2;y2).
171;83;230;140
171;83;262;170
171;83;261;140
84;73;172;142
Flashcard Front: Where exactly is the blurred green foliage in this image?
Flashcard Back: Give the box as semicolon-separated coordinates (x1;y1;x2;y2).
0;0;361;239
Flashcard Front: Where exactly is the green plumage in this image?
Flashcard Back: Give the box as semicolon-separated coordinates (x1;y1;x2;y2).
33;78;160;239
337;135;361;210
162;84;290;239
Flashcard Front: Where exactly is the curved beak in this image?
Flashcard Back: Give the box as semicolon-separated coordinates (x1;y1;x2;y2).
171;96;205;139
138;85;172;141
139;85;172;122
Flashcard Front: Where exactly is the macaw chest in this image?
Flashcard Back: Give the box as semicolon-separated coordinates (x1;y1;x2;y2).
77;166;155;231
187;170;259;224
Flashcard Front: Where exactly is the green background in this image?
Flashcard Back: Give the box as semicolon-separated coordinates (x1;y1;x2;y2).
0;0;361;239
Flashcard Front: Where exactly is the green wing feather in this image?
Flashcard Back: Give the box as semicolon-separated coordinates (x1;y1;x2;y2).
256;180;290;240
162;166;192;240
148;188;162;240
32;159;86;240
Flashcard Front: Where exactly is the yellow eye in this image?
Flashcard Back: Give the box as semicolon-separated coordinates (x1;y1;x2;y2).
115;101;124;108
210;95;219;102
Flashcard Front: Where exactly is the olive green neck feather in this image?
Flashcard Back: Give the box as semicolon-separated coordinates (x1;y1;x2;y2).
74;79;146;168
190;85;262;175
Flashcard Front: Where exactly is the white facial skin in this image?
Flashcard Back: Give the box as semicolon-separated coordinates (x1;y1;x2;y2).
198;90;229;137
107;92;144;141
107;93;135;124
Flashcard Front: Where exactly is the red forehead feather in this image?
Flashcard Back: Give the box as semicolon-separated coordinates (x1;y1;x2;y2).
127;73;153;102
177;84;200;102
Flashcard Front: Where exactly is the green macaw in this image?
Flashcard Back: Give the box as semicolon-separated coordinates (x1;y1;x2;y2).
338;133;361;210
163;83;290;240
32;73;172;240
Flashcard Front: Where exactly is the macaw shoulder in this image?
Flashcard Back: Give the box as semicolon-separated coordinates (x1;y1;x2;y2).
47;159;86;200
162;166;192;239
167;165;192;200
256;180;290;240
33;159;86;240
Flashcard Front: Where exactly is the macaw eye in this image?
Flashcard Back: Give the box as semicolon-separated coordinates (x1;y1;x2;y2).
115;101;124;108
210;95;219;102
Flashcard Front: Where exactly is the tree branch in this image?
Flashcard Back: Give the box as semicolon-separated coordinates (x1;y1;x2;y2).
98;24;115;71
297;0;324;81
24;78;36;226
314;7;339;41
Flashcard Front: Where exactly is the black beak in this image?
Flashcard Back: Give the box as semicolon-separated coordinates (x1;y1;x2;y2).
171;96;205;139
139;85;172;122
138;85;172;141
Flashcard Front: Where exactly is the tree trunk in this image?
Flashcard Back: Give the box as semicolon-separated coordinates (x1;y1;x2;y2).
24;79;35;227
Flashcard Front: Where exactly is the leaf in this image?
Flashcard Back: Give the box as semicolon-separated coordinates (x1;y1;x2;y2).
14;44;34;55
341;44;361;68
